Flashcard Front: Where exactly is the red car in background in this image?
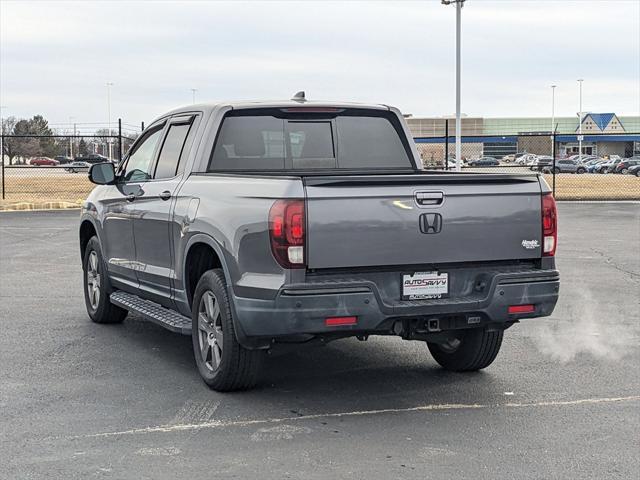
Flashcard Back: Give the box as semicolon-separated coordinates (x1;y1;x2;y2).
30;157;59;166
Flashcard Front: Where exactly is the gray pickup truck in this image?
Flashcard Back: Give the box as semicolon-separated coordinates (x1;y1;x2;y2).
80;96;560;391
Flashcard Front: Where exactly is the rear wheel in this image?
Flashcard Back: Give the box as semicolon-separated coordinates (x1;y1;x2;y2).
83;236;127;324
191;269;263;391
577;167;586;174
621;168;629;174
427;328;503;372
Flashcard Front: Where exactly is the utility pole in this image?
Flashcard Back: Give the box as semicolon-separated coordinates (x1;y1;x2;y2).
68;116;75;158
0;105;5;199
577;79;584;160
106;82;114;160
442;0;465;172
191;88;197;105
551;85;556;155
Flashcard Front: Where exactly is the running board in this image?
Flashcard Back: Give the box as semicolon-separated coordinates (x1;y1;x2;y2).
110;291;192;335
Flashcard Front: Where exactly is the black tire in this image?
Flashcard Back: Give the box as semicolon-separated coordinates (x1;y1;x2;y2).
191;269;263;391
83;236;127;324
577;168;586;174
427;328;503;372
635;170;640;177
621;168;628;175
553;167;561;174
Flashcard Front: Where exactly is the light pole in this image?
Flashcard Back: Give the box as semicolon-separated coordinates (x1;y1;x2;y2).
106;82;114;160
191;88;197;105
551;85;556;155
577;79;584;160
442;0;465;172
68;116;76;158
0;105;5;199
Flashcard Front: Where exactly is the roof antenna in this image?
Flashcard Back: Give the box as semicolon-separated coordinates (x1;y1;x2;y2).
291;91;306;103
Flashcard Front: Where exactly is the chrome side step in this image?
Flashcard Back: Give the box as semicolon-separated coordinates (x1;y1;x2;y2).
110;291;192;335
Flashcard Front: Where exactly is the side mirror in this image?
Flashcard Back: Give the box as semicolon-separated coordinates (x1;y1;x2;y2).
89;162;116;185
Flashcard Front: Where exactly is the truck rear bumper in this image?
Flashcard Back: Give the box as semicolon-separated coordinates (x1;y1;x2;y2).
232;269;560;339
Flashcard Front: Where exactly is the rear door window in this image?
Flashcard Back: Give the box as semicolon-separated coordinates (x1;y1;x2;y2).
154;121;192;179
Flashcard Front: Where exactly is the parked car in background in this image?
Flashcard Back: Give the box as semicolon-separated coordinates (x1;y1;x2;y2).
627;164;640;177
502;152;528;163
605;158;625;173
54;155;73;164
468;157;500;167
74;153;109;164
64;161;91;173
613;157;640;174
517;153;539;166
546;158;587;174
529;156;553;171
30;157;59;166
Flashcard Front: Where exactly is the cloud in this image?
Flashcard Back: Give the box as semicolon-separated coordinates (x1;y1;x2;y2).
1;0;638;126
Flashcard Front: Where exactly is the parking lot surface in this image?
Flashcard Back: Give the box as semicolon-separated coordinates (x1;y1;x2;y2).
1;204;639;479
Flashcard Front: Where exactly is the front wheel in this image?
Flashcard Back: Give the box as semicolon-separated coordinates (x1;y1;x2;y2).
577;168;586;174
191;269;263;391
621;168;628;175
427;328;503;372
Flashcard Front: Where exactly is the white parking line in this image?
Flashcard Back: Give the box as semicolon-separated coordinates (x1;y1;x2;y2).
74;395;640;439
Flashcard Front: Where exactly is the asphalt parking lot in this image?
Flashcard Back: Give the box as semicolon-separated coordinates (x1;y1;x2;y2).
1;204;639;480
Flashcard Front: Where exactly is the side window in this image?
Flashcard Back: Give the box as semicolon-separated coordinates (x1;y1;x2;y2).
154;122;192;179
122;127;163;182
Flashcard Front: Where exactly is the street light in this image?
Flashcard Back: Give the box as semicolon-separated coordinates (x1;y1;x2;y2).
442;0;465;172
191;88;197;105
106;82;114;160
577;79;584;160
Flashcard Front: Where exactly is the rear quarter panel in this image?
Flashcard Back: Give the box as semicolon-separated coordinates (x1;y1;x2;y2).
172;174;304;311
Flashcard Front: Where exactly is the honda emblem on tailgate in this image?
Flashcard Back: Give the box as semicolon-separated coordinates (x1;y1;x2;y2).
419;213;443;234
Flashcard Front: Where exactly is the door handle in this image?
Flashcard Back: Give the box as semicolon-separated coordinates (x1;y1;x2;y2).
159;190;172;201
415;191;444;206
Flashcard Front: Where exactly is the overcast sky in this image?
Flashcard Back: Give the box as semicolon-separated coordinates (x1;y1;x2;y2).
1;0;639;130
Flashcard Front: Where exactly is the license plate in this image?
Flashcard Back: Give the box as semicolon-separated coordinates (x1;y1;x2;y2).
402;271;448;300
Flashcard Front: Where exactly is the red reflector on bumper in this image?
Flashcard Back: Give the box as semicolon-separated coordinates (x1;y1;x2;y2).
508;304;535;314
325;316;357;326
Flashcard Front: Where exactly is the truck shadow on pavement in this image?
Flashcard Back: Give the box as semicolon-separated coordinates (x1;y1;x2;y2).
115;314;501;410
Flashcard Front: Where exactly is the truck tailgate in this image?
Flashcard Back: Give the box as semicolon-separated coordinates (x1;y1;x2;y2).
304;174;543;269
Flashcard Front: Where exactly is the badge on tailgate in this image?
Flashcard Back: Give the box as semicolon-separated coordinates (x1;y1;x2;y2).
402;271;449;300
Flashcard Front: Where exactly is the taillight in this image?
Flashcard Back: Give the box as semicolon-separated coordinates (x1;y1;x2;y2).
542;193;557;256
269;199;306;269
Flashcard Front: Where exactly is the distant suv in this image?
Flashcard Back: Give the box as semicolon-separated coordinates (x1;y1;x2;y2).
80;98;559;391
613;157;640;174
547;158;586;174
75;153;109;164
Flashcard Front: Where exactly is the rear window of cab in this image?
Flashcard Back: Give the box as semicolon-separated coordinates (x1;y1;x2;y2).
208;108;413;171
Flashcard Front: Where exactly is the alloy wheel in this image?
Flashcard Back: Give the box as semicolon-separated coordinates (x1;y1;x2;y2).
197;291;224;371
86;250;101;310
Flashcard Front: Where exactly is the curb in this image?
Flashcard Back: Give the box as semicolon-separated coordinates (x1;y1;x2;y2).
0;200;83;212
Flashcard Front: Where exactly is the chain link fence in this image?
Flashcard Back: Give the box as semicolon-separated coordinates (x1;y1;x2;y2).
1;120;138;207
1;124;639;207
415;130;640;200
